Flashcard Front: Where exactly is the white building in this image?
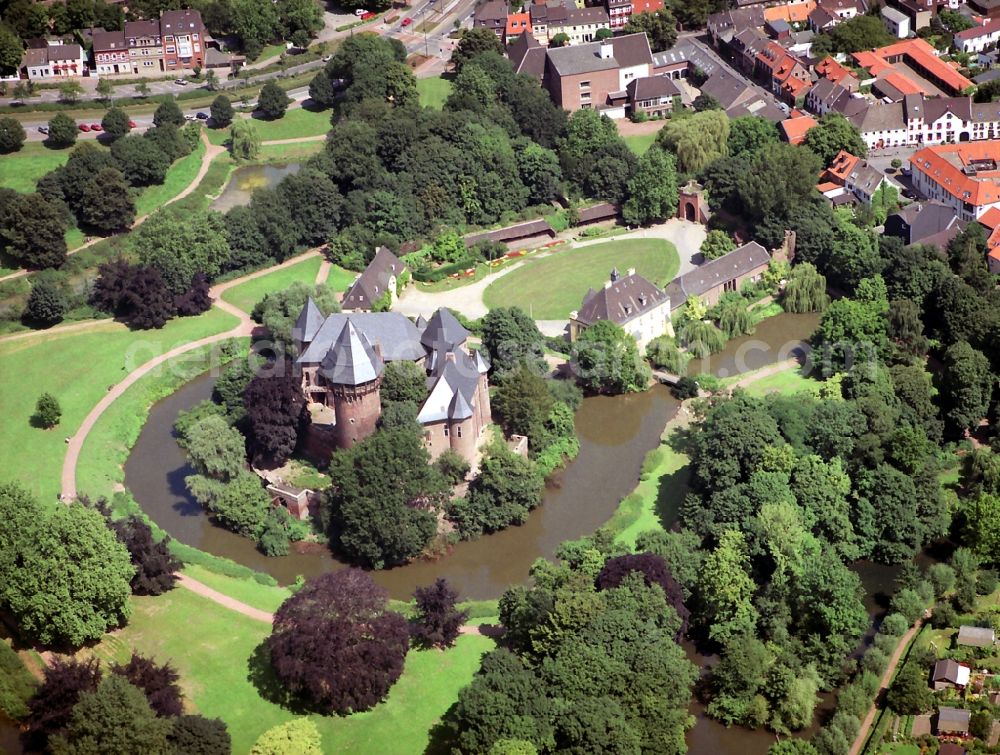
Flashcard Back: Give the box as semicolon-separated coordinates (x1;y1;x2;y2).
909;142;1000;222
954;18;1000;53
848;94;1000;150
881;6;911;38
23;43;86;80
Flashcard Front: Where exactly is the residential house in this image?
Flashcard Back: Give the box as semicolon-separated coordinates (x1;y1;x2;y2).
957;625;997;647
707;7;766;48
890;0;961;30
509;31;548;77
852;39;973;97
542;33;654;117
755;41;813;104
764;1;816;25
664;241;773;311
780;111;818;144
631;0;663;13
806;77;862;115
977;206;1000;271
628;75;681;115
506;12;532;41
160;9;206;71
885;201;966;246
529;1;569;44
91;27;130;74
23;42;85;80
937;707;972;736
341;248;408;313
570;268;672;348
294;306;491;463
474;0;508;37
909;141;1000;221
969;0;1000;19
931;659;971;691
815;55;861;90
844;94;1000;149
765;18;792;40
955;16;1000;51
819;149;889;205
730;26;770;75
548;7;611;45
607;0;633;29
125;19;163;73
699;67;785;120
882;5;913;36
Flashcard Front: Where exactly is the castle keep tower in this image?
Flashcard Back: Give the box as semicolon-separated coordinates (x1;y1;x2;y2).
320;321;384;449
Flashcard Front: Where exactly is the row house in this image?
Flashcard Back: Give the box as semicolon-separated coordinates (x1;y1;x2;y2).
706;7;766;47
815;55;861;90
755;41;812;104
549;7;612;44
474;0;507;37
908;141;1000;221
881;5;912;36
807;0;861;31
818;149;889;205
94;9;205;75
954;17;1000;52
506;12;532;40
970;0;1000;18
846;94;1000;150
730;26;769;75
608;0;632;28
23;42;85;80
91;27;129;74
529;1;568;44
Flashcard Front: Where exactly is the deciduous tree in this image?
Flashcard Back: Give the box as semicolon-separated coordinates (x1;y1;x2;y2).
622;146;678;225
81;167;135;232
111;653;183;717
572;320;650;394
411;578;469;648
153;98;185;128
101;107;131;141
34;392;62;428
251;718;322;755
210;95;234;127
623;8;678;51
0;115;25;153
257;80;289;119
24;271;69;325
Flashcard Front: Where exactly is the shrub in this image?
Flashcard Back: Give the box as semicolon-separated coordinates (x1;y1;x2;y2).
879;612;909;637
436;449;471;484
672;376;699;399
646;335;689;373
24;270;69;325
34;392;62;428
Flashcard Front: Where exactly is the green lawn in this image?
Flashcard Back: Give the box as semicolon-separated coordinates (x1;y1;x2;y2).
482;238;679;320
417;76;453;109
0;141;75;193
737;365;822;397
253;108;332;142
182;565;290;613
0;307;239;505
80;587;492;754
623;131;659;156
221;256;355;315
256;140;325;161
134;137;206;217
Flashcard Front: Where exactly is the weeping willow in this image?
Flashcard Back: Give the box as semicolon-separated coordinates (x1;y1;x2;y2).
717;299;754;338
782;263;830;313
679;319;727;358
646;335;690;373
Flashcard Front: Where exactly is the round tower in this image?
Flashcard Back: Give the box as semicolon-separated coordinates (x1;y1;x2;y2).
319;320;385;450
332;377;382;449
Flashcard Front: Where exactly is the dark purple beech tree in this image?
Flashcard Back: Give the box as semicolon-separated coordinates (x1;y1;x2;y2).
267;569;409;714
22;658;102;752
109;515;180;596
411;578;469;649
243;370;308;465
596;552;690;637
174;272;212;316
111;653;183;717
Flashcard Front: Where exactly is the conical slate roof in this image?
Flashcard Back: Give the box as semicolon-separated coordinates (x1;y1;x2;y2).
449;390;474;420
474;349;490;374
415;314;428;331
420;308;469;350
319;321;384;386
293;297;324;344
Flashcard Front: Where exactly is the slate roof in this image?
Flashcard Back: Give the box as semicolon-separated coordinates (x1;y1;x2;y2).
627;75;680;100
160;9;204;34
421;308;469;350
418;356;481;423
464;218;555;246
125;19;161;39
575;270;669;327
508;31;546;78
91;27;126;51
651;41;718;76
849;101;906;134
665;242;770;306
476;0;509;23
545;33;652;77
938;707;971;732
319;321;384;386
699;68;755;109
932;659;970;685
563;6;611;24
297;312;425;364
887;201;965;246
576;202;619;223
293;297;324;344
342;247;406;311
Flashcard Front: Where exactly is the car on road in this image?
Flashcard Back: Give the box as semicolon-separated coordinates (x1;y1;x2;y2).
322;55;332;62
184;114;197;121
196;111;209;120
78;123;90;132
174;78;188;86
90;123;102;131
360;11;376;19
37;125;48;134
402;17;413;25
128;120;137;128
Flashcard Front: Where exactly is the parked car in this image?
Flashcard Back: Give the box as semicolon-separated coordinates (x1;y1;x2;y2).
174;78;188;86
90;123;102;131
322;55;332;62
401;17;413;25
128;120;137;128
196;111;209;120
78;123;90;132
37;125;49;134
184;114;197;121
360;11;376;19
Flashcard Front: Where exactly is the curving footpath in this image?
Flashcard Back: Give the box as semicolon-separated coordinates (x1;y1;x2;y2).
0;131;227;284
59;247;322;501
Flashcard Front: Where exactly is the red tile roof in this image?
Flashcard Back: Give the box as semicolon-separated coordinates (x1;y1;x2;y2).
631;0;663;13
780;114;818;144
815;55;853;84
823;149;861;184
910;141;1000;207
505;12;531;36
979;206;1000;230
764;1;815;22
852;38;972;95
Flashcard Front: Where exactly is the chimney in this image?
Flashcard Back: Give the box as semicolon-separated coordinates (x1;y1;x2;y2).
627;267;635;277
599;42;613;59
610;267;621;283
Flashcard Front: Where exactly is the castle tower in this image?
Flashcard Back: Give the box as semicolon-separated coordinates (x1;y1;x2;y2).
320;321;384;450
474;349;492;427
447;392;477;461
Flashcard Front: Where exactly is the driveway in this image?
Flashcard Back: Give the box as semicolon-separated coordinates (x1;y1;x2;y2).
394;219;707;323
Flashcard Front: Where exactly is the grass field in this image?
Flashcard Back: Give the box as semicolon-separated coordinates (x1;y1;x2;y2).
79;587;492;754
256;140;325;161
182;565;290;613
0;141;75;193
417;76;453;109
252;108;332;141
0;307;239;504
135;138;207;217
482;238;679;320
737;365;821;397
623;131;659;156
221;256;355;315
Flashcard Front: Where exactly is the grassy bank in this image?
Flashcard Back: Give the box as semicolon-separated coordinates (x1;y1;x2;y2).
78;587;492;753
0;307;239;504
220;255;355;315
623;131;659;156
417;75;452;109
134;138;207;217
482;238;679;319
0;141;73;193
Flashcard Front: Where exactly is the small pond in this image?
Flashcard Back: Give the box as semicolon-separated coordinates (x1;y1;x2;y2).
209;163;302;213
